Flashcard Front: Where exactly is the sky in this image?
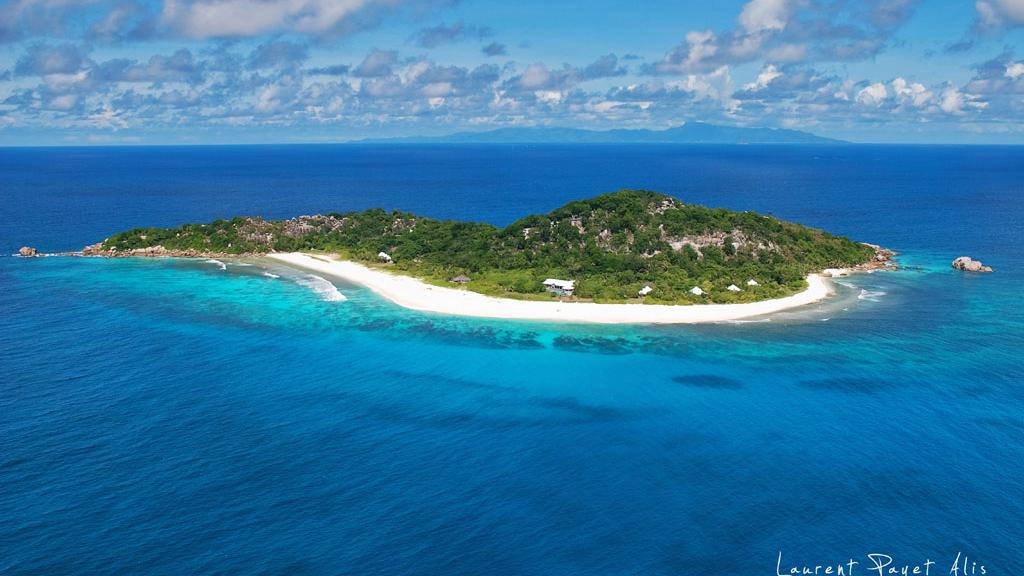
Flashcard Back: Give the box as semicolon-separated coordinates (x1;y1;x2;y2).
2;0;1024;145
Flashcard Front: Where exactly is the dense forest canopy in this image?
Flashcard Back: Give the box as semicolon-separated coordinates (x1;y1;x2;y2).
101;190;877;303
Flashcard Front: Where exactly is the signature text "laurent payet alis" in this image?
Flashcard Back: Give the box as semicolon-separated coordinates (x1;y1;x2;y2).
777;551;986;576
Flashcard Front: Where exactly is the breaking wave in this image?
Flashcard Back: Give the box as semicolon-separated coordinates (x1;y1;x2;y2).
295;274;347;302
204;259;227;271
858;289;887;301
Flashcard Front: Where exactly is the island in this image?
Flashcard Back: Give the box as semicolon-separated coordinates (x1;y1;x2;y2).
356;122;844;145
79;190;894;323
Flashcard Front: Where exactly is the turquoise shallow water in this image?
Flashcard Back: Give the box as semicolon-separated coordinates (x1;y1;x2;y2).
1;145;1023;574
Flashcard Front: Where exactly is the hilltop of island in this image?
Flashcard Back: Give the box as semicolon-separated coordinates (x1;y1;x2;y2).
88;190;890;305
357;122;844;145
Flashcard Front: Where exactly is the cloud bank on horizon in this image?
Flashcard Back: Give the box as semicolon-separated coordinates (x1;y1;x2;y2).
1;0;1023;144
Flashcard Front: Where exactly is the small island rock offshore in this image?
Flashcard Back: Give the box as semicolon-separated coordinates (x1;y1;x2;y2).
951;256;993;273
78;190;894;318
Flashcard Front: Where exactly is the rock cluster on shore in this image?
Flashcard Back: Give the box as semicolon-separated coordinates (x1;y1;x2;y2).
818;245;897;277
80;242;258;259
952;256;993;273
18;246;38;257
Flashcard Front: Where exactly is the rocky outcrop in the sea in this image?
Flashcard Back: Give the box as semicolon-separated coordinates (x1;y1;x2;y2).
18;246;38;257
870;244;897;262
952;256;993;273
851;243;898;272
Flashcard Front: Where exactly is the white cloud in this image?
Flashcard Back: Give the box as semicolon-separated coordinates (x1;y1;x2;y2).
766;43;806;61
856;82;888;107
726;33;765;60
649;0;913;75
975;0;1024;30
680;30;719;71
1006;62;1024;79
421;82;451;97
939;85;987;114
518;64;552;89
42;70;90;91
48;93;78;110
738;0;790;33
353;49;397;77
587;100;620;113
678;65;734;102
160;0;375;38
534;90;563;104
744;64;781;91
88;104;129;129
891;78;932;107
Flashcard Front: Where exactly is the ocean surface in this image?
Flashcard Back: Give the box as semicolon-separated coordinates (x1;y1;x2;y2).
1;145;1022;575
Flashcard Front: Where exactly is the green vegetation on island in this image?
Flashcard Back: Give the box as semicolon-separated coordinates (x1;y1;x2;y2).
99;190;879;304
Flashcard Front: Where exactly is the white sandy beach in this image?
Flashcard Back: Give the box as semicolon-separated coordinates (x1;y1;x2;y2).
267;252;832;324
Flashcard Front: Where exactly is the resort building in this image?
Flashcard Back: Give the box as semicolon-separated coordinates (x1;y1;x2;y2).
543;278;575;296
727;284;742;292
450;275;471;284
378;251;393;263
747;279;759;286
638;285;653;296
690;286;705;296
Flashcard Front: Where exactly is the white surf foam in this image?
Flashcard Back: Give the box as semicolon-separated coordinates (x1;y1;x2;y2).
858;289;887;301
295;274;347;302
205;259;227;271
262;272;281;279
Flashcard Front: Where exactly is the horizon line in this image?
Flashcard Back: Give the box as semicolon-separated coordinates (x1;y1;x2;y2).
3;141;1024;148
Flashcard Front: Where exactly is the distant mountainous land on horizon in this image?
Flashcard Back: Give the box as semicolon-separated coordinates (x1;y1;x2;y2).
357;122;845;145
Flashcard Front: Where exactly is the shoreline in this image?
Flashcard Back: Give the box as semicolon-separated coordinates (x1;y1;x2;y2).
267;252;833;324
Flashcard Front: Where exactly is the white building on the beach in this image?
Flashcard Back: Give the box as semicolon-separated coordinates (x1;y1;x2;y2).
690;286;705;296
378;251;392;263
747;279;759;286
727;284;742;292
543;278;575;295
638;285;653;296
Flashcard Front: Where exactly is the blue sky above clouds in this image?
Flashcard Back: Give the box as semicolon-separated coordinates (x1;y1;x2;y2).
1;0;1024;144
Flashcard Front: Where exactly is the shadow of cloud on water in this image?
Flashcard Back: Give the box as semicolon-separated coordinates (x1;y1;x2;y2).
797;377;899;394
382;369;512;393
670;374;745;390
355;369;656;429
528;395;643;424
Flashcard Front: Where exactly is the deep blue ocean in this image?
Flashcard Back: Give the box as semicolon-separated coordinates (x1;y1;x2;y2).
1;145;1022;575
